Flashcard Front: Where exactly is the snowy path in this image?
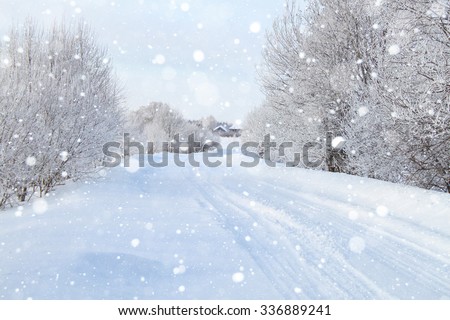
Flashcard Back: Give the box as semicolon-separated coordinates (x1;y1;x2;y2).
0;153;449;299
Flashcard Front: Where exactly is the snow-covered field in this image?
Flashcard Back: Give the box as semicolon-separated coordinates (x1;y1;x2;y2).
0;152;449;299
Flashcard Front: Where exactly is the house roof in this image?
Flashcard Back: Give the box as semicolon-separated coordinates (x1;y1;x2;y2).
213;125;229;132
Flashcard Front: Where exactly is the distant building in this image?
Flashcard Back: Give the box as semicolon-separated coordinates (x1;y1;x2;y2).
213;125;230;135
228;124;242;137
213;124;241;137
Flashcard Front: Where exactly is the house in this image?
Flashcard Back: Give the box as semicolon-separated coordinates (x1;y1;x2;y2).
213;123;242;137
228;124;242;137
213;125;230;136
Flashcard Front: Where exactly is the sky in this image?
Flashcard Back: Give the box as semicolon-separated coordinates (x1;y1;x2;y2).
0;0;298;122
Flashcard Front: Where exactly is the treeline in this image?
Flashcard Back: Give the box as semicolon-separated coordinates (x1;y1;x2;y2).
243;0;449;192
126;102;220;152
0;21;123;209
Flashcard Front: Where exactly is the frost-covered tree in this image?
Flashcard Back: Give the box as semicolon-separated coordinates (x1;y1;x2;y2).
201;115;217;131
257;1;325;166
242;105;275;160
0;21;123;208
127;102;186;153
378;0;450;191
254;0;449;191
126;102;217;153
301;0;398;175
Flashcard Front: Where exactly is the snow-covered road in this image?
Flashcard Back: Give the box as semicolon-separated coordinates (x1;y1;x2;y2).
1;153;449;299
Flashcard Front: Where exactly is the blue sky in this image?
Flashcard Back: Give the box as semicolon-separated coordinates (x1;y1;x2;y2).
0;0;302;122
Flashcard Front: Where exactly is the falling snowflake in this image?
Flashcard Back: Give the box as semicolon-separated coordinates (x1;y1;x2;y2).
376;205;389;217
358;106;369;117
152;54;166;65
131;238;140;248
32;198;48;214
180;3;190;12
26;156;37;166
388;44;400;55
249;22;261;33
173;265;186;275
349;236;366;253
193;50;205;62
145;222;153;230
232;272;245;283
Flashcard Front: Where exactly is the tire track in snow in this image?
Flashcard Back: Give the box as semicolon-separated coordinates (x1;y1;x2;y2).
221;178;450;298
208;183;394;299
188;170;392;299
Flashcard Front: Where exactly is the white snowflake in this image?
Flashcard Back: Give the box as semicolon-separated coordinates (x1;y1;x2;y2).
358;106;369;117
388;44;401;55
32;198;48;214
152;54;166;65
26;156;37;166
193;50;205;62
180;2;190;12
232;272;245;283
376;205;389;217
131;239;140;248
249;22;261;33
349;236;366;253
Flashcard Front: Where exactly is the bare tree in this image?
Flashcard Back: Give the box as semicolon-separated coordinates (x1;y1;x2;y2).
253;0;449;191
0;20;123;209
127;102;187;153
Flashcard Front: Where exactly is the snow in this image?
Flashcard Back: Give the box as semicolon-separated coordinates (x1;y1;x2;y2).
232;272;245;283
124;158;140;173
0;152;449;299
249;22;261;33
331;136;346;149
180;3;190;12
25;156;36;166
358;106;369;117
348;210;359;220
152;54;166;65
388;44;401;55
348;236;366;254
376;205;389;217
130;239;140;248
31;198;48;215
193;50;205;63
